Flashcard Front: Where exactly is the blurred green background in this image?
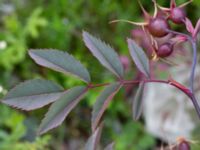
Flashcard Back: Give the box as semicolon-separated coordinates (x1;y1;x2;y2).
0;0;199;149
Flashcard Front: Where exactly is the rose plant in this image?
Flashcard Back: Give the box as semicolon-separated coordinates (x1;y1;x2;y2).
1;0;200;149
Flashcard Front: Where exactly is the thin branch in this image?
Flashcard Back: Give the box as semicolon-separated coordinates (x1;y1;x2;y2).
190;41;197;92
88;78;200;119
191;95;200;119
90;79;191;96
122;79;192;97
167;29;197;93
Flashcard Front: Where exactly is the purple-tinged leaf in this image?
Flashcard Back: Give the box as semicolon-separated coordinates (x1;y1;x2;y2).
127;39;150;78
104;142;115;150
29;49;91;83
85;124;103;150
1;79;64;110
132;82;145;120
92;83;121;131
193;18;200;38
185;18;194;34
38;86;87;135
83;31;124;78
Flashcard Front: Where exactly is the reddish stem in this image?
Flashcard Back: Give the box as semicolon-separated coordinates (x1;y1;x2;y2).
123;79;192;96
87;78;200;118
88;79;192;97
88;83;110;89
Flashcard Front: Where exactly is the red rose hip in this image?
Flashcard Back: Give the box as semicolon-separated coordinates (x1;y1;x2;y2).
178;141;190;150
148;17;170;37
157;43;173;58
170;7;186;24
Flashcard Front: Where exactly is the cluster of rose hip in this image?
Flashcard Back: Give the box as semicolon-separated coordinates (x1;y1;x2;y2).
112;1;200;149
145;0;192;59
134;1;200;149
112;0;200;106
112;0;199;61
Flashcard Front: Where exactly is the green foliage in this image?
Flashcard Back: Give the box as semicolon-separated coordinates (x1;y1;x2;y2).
0;105;51;150
1;136;51;150
113;121;155;150
0;105;25;144
0;8;47;70
190;126;200;150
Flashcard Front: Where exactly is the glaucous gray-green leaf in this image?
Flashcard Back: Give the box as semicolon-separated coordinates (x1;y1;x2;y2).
85;125;102;150
2;79;64;110
38;86;87;135
127;39;150;78
104;142;115;150
83;31;124;78
29;49;91;83
92;83;121;131
132;82;145;120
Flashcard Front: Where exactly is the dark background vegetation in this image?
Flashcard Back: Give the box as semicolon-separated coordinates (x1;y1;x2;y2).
0;0;199;149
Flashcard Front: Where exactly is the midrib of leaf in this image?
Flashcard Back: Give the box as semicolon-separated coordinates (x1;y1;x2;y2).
4;91;64;100
85;124;103;150
4;79;64;99
133;82;145;120
135;45;148;76
48;89;86;120
129;41;149;78
39;87;88;134
31;53;71;74
59;88;87;114
91;37;121;77
92;83;122;131
30;51;90;82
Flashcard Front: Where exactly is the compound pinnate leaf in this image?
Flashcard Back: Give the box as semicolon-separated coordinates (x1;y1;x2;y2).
85;125;103;150
132;82;145;120
127;39;150;78
38;86;87;135
29;49;91;83
92;83;121;131
83;31;124;78
2;79;64;110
